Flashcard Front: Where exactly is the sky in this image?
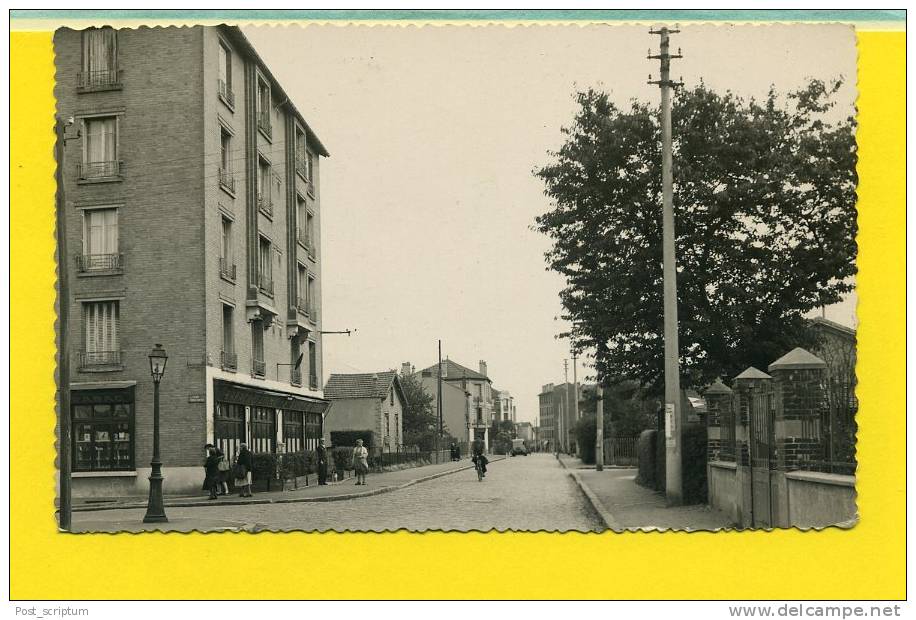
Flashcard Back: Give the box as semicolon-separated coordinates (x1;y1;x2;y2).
243;23;857;424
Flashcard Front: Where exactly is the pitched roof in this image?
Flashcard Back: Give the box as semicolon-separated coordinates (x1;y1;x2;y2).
417;359;490;382
768;347;827;372
324;370;399;400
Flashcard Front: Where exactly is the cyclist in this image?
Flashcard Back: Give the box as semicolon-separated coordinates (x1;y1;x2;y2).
470;440;488;478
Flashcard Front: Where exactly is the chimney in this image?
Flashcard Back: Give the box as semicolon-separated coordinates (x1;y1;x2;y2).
479;360;488;377
401;362;413;376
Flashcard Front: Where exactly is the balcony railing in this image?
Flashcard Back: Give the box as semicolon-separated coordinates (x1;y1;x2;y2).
257;193;273;217
258;112;272;138
297;297;308;315
220;350;237;372
217;79;235;107
219;257;236;281
218;167;235;194
290;368;302;387
78;350;121;369
76;253;123;272
77;69;122;90
309;373;318;390
258;273;274;296
252;359;266;378
78;160;121;180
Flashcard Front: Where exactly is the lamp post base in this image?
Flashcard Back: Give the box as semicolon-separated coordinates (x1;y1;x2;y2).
143;473;168;523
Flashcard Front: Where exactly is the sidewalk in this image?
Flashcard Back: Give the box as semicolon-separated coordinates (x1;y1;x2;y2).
69;456;504;513
558;454;734;531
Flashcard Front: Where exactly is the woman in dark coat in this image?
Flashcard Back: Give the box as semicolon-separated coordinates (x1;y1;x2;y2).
203;444;221;500
234;442;254;497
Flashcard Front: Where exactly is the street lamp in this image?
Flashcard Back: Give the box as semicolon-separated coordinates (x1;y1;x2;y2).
143;343;168;523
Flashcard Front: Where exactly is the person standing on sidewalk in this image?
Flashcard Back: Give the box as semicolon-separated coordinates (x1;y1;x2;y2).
234;442;254;497
316;438;329;486
353;439;369;485
203;444;221;500
215;447;230;496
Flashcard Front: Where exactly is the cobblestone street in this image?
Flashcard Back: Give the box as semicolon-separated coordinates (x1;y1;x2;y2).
72;453;604;532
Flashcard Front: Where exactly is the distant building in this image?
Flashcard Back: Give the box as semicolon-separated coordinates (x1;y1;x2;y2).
323;371;406;449
538;382;581;452
410;359;494;448
492;388;516;425
515;421;534;441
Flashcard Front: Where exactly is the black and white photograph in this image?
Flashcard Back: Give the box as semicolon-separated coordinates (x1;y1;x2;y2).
53;21;858;533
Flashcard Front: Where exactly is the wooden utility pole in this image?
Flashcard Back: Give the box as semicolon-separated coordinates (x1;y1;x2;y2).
563;359;570;454
595;381;604;472
55;117;72;531
437;340;443;457
571;353;579;429
649;26;684;505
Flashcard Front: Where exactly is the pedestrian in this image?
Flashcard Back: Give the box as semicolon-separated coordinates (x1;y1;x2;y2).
316;438;329;485
234;442;254;497
203;444;221;500
215;447;230;495
352;438;369;485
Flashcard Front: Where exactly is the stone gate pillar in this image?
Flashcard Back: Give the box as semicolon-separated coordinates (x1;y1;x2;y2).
704;378;733;462
768;348;828;471
768;347;827;528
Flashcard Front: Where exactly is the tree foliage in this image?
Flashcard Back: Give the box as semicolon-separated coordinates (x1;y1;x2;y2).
400;373;446;450
534;80;857;391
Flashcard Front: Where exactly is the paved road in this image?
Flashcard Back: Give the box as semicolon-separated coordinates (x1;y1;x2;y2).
71;453;604;532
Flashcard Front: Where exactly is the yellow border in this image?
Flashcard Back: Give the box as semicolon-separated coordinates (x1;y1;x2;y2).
10;29;905;600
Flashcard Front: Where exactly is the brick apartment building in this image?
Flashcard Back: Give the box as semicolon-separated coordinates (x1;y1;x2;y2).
55;25;330;496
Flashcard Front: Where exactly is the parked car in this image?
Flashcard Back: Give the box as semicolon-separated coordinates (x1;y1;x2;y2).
510;439;528;456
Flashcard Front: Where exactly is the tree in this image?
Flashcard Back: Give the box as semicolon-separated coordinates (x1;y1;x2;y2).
400;374;445;451
534;80;857;391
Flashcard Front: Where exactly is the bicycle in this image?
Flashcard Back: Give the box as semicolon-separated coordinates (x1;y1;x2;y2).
473;456;485;481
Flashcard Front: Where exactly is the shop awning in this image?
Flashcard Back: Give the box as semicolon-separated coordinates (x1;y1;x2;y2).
213;379;330;414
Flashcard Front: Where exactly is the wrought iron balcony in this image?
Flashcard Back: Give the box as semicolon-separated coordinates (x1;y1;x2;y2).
217;79;235;107
218;167;235;193
309;373;318;390
290;368;302;387
252;359;266;378
76;253;123;272
257;193;273;217
258;112;272;138
258;273;274;296
77;69;122;90
220;350;237;371
78;350;121;369
219;257;236;281
78;160;120;180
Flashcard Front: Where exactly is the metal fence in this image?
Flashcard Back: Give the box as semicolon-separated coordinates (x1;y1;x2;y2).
603;436;638;466
366;445;452;471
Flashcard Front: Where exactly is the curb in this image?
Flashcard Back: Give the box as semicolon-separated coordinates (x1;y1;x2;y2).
70;456;505;513
557;456;621;532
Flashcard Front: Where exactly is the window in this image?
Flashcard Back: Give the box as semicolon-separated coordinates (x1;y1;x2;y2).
218;128;234;193
72;390;134;472
221;305;236;371
297;264;307;312
258;237;273;295
296;196;308;247
308;341;318;389
306;274;316;320
214;402;245;461
283;410;304;452
81;116;119;179
390;388;395;407
80;27;119;89
80;208;119;271
306;211;315;255
219;217;235;280
257;78;271;137
82;300;120;367
306;151;316;194
251;320;265;377
295;128;308;178
250;406;275;452
290;336;302;386
217;41;234;106
257;157;273;216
